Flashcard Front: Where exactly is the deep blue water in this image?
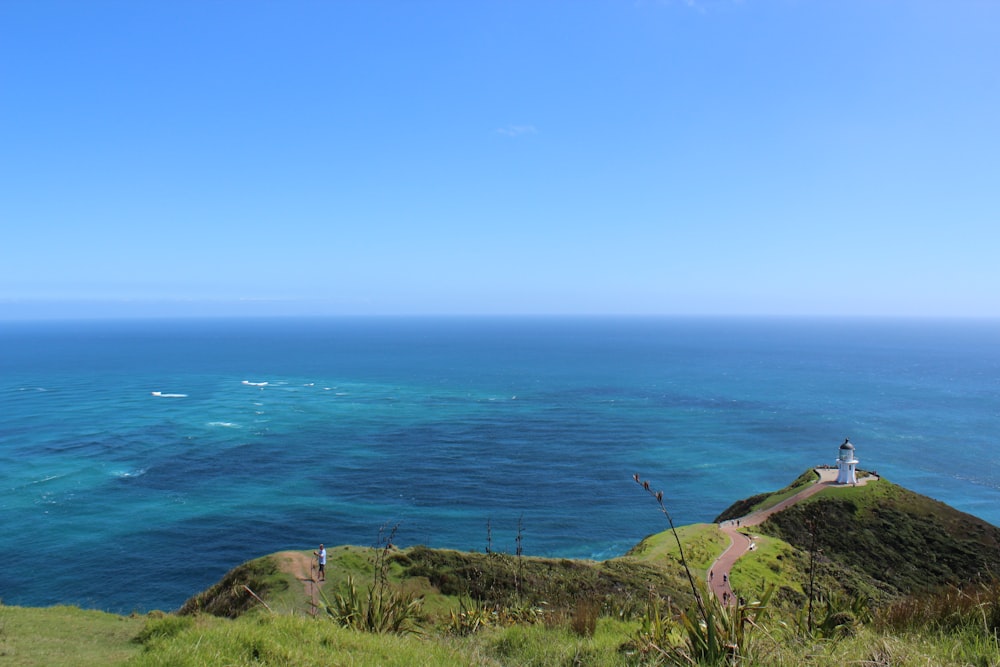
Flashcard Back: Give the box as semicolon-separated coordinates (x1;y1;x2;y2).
1;316;998;613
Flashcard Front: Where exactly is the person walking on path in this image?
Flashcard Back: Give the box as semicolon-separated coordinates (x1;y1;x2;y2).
313;544;326;581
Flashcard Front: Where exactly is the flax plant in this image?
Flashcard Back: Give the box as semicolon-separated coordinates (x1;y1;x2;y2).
322;524;424;635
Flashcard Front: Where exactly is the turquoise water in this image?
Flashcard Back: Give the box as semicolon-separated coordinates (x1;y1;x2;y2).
2;316;998;612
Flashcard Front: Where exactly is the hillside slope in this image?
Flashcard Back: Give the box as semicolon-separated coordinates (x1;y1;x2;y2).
753;476;1000;597
179;543;698;622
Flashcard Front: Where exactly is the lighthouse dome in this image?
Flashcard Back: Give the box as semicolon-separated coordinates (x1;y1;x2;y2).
837;438;857;464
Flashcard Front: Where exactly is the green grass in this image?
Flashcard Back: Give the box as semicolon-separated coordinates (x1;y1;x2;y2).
127;613;475;666
123;606;1000;666
0;604;145;666
728;534;807;603
6;600;1000;667
627;523;727;575
125;613;643;667
477;619;639;667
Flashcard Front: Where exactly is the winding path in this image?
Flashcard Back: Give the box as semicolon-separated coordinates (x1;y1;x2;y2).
706;468;877;604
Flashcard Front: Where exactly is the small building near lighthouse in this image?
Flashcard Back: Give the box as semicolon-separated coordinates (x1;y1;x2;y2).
836;438;858;485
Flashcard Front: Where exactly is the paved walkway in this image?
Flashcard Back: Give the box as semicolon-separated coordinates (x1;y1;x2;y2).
706;469;877;604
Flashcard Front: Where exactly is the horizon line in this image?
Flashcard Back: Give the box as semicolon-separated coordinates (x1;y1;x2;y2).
2;311;999;324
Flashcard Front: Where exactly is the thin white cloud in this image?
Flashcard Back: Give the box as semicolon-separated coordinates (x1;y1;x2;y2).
496;124;538;137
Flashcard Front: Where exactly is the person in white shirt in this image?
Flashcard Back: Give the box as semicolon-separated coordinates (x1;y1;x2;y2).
313;544;326;581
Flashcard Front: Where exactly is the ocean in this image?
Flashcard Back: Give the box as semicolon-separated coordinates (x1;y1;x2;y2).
1;316;998;613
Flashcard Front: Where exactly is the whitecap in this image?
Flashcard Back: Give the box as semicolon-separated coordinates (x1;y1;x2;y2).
207;421;240;428
151;391;188;398
242;380;269;387
24;473;66;487
113;468;147;479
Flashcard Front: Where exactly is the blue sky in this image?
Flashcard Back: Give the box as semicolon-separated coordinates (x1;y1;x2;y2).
2;1;998;318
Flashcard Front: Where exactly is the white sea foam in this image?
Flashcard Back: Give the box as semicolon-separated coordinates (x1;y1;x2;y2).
21;473;67;489
113;468;147;479
151;391;188;398
242;380;269;387
207;421;239;428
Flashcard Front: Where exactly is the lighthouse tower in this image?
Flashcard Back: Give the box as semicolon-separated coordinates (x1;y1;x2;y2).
836;438;858;485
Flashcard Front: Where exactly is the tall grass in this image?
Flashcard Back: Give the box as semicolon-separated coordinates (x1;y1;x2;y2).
876;580;1000;638
128;614;472;667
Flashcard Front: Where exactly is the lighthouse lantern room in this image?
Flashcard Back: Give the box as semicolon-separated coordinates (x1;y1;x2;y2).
836;438;858;485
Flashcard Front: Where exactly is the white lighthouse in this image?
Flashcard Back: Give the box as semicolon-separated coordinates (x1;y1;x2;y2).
836;438;858;485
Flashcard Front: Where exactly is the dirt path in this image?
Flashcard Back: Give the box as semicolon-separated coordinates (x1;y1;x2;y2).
706;469;877;604
273;550;325;615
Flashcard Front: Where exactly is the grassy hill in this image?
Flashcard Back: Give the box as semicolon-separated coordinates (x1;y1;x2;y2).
177;543;698;622
749;475;1000;598
5;470;1000;666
